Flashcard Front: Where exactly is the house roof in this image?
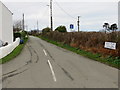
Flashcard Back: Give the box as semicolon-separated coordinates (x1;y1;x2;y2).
0;1;13;15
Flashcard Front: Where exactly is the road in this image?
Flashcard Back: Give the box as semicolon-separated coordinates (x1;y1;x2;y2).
2;36;118;88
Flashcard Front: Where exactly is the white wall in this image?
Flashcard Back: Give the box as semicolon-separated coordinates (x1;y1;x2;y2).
0;2;2;42
0;3;2;87
0;1;13;44
118;1;120;31
0;38;20;59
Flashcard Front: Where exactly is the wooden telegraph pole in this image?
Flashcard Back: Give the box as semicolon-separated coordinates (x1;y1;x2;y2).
37;20;39;30
50;0;53;31
77;16;80;32
22;13;25;31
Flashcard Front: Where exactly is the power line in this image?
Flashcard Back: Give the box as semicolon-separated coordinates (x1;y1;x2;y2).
54;0;76;19
35;7;48;27
40;7;49;18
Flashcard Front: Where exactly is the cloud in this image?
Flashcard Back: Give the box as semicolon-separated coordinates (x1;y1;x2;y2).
1;0;119;2
3;1;118;31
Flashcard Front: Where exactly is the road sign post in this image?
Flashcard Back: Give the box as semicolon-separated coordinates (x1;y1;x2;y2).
70;24;74;32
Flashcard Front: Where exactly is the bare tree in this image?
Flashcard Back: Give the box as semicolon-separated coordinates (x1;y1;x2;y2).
13;20;22;32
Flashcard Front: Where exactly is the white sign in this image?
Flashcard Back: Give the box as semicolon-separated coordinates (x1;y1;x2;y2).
104;42;116;50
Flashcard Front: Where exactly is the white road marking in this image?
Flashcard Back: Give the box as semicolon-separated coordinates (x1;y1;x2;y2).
43;49;47;56
47;60;57;82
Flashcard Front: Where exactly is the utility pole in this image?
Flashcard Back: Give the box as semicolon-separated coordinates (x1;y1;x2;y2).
22;13;25;31
77;16;80;32
20;21;22;30
37;20;39;30
50;0;53;31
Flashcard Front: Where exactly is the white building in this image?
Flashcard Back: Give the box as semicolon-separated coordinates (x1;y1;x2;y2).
0;1;13;44
118;1;120;31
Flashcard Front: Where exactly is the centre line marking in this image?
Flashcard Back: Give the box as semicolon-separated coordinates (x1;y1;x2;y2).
43;49;47;56
47;60;57;82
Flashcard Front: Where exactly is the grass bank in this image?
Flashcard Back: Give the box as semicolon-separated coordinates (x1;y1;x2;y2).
38;36;120;69
0;38;28;64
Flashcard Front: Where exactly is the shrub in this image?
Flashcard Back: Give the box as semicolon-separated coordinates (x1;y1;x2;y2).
41;31;120;57
21;31;27;39
14;33;21;41
42;27;51;34
14;31;28;41
55;26;67;33
30;30;40;36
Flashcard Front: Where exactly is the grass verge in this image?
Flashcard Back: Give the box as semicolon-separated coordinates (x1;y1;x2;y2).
38;36;120;69
0;38;28;64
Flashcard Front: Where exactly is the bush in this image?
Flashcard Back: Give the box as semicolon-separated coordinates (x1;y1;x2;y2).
21;31;27;39
41;31;120;57
42;27;51;34
55;26;67;33
30;30;40;36
14;31;28;41
14;33;21;41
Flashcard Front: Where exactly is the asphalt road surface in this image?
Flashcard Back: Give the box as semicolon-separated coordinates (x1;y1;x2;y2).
2;36;118;88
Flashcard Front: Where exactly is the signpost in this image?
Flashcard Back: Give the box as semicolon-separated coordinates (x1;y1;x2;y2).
104;42;116;50
70;24;74;32
70;24;74;29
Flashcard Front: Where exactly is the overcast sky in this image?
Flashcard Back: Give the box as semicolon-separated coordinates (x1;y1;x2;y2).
2;0;119;32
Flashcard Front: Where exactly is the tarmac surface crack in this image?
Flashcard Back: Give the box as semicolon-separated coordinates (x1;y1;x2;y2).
57;64;74;81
